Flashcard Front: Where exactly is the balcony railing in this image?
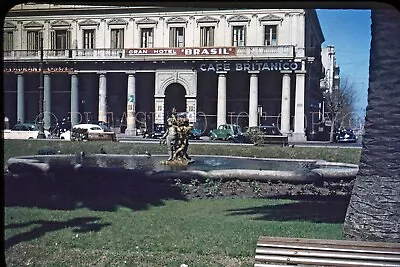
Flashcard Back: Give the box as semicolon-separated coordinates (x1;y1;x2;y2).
4;45;296;61
236;45;294;58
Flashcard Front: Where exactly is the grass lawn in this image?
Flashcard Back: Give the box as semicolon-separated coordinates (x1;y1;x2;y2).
5;198;347;266
4;140;359;266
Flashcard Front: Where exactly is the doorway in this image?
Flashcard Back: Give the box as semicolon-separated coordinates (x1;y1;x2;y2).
164;82;186;120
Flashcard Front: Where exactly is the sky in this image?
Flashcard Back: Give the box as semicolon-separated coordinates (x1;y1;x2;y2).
316;9;372;119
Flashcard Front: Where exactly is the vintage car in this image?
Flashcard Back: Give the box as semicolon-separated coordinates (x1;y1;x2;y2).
60;123;116;141
334;128;358;143
208;124;244;141
143;124;166;139
241;125;288;146
189;127;202;140
3;123;51;139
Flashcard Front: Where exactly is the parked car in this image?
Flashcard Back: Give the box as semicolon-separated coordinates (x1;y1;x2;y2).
143;124;166;139
3;123;51;139
60;123;116;141
189;127;202;140
242;125;288;146
89;120;113;132
334;128;358;143
136;127;147;136
208;124;243;141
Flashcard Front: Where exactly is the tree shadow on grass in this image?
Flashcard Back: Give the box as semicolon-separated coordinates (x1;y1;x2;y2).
4;216;111;251
227;198;350;223
5;162;188;212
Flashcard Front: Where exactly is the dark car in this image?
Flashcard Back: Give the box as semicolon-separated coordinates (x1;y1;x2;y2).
334;128;358;143
242;125;288;146
144;124;166;139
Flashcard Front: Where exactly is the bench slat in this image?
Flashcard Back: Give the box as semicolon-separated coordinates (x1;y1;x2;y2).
258;237;400;250
256;243;400;255
255;236;400;267
255;247;400;262
255;254;400;267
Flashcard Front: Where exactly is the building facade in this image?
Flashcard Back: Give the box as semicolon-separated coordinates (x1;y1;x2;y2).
3;4;325;141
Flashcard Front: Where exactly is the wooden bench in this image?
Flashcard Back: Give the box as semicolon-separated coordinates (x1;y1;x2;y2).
262;135;289;147
255;236;400;267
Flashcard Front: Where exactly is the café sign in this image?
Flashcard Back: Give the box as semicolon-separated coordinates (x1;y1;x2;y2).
125;47;236;57
198;60;301;72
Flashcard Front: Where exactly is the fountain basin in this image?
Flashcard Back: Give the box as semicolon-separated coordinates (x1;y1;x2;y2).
6;154;359;183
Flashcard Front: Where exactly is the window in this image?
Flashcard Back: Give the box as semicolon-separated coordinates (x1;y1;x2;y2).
4;31;13;51
169;27;184;47
111;28;124;49
200;26;215;47
83;29;95;49
140;28;153;48
232;26;245;46
27;30;42;50
50;30;70;50
264;25;277;46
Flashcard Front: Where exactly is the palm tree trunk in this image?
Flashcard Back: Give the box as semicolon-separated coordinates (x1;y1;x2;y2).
343;8;400;242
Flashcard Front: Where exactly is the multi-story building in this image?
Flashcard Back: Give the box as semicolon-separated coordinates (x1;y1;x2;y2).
312;45;341;140
321;45;340;95
3;3;325;141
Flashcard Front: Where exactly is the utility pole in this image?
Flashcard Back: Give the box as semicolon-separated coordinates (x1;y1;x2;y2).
37;36;46;139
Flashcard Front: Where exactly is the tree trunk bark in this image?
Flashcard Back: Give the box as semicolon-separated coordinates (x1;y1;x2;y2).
343;8;400;242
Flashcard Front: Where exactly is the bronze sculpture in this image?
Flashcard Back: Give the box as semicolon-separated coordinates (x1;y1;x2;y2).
160;108;193;165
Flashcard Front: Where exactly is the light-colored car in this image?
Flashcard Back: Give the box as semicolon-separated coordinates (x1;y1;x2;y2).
3;123;51;139
60;124;116;141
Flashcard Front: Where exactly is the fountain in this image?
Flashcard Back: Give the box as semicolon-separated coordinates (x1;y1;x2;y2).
6;153;358;183
5;111;359;190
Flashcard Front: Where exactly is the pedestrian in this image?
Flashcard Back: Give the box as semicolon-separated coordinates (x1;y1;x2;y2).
4;115;10;129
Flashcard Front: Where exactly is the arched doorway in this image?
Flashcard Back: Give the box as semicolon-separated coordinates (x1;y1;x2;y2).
164;83;186;119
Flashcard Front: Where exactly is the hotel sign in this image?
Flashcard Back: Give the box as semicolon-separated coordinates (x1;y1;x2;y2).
125;47;236;57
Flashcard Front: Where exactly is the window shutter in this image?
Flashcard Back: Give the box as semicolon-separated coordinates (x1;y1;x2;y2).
232;27;236;46
210;27;214;46
200;27;204;46
169;28;174;47
39;31;43;50
50;30;55;50
120;30;124;48
66;30;71;49
180;28;185;47
243;26;246;46
148;29;153;47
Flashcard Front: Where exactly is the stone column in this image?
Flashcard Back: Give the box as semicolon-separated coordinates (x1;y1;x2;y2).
43;73;51;130
248;71;259;127
280;72;291;134
70;73;79;126
17;73;24;123
293;71;306;142
126;71;136;135
217;71;227;127
98;72;107;122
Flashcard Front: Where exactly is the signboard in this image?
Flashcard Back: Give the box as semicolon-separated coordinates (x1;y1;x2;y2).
198;60;301;72
125;47;236;57
4;67;74;73
128;94;135;103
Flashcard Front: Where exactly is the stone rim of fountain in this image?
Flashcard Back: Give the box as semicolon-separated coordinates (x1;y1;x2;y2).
6;154;359;183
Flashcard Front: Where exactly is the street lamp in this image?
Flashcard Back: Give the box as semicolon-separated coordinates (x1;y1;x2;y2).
37;36;46;139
